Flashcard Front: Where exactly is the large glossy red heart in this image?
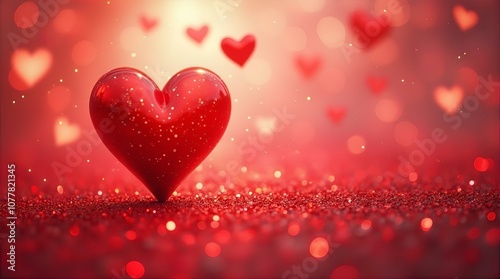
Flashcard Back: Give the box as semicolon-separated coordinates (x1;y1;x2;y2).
89;67;231;201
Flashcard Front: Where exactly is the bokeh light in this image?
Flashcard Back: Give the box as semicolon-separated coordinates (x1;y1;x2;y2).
126;261;145;278
317;17;345;48
347;135;366;155
14;1;39;29
53;9;77;33
309;237;329;258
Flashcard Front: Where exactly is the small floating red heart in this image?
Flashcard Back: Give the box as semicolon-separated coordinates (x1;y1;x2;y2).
221;34;256;67
327;107;346;124
89;67;231;201
350;10;390;49
295;53;322;79
139;15;158;33
186;25;209;44
366;76;388;94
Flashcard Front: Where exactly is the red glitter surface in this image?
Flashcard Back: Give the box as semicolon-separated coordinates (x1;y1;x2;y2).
1;0;499;278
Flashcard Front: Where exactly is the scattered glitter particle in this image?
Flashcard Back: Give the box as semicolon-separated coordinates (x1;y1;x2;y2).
56;185;63;195
274;170;282;178
166;221;176;231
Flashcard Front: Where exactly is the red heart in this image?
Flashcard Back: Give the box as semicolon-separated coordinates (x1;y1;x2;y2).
221;34;256;67
366;76;388;94
89;67;231;201
295;53;322;79
350;10;390;49
326;107;346;124
139;15;158;33
186;25;209;44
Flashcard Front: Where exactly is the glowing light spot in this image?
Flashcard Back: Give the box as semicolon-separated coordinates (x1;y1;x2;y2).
274;170;282;178
487;212;496;221
115;188;120;194
166;221;176;231
309;237;329;258
212;215;220;222
125;230;137;240
394;121;419;146
126;261;145;279
361;220;372;230
97;190;102;196
409;172;418;182
421;217;433;232
317;16;345;48
347;135;366;155
375;98;402;123
196;182;203;190
281;26;307;51
298;0;325;13
69;225;80;237
56;185;64;194
288;223;300;236
469;180;475;186
474;157;489;172
205;242;221;257
328;175;335;182
72;40;96;66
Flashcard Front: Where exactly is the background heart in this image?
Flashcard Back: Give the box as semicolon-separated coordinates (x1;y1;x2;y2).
433;85;464;114
221;34;256;67
186;25;209;44
54;116;81;146
11;48;52;88
89;67;231;201
350;10;391;49
453;5;478;31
